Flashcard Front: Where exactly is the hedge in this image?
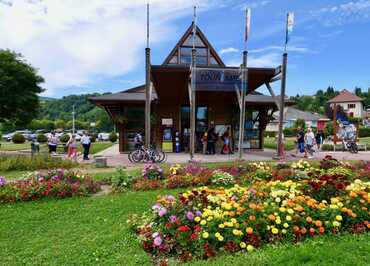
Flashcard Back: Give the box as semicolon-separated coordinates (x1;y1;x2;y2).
12;133;25;144
359;127;370;138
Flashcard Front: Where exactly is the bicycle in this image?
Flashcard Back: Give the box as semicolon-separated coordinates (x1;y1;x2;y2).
128;144;167;163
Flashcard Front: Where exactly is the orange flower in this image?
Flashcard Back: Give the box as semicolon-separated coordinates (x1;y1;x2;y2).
309;228;315;235
249;215;256;221
246;227;253;234
292;225;300;233
306;217;313;223
300;227;307;235
268;214;276;221
318;227;325;234
315;220;322;227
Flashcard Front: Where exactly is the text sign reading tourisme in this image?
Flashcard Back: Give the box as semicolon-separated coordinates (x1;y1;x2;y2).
195;68;245;91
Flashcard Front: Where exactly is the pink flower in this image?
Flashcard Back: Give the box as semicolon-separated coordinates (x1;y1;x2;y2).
186;211;194;221
153;236;162;246
169;215;178;223
158;207;167;217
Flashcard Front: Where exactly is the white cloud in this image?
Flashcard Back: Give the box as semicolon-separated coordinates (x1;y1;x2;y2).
0;0;222;96
310;0;370;26
250;45;310;54
219;47;239;55
237;0;271;10
226;52;280;68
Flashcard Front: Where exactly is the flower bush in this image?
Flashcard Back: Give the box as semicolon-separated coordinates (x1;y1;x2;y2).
142;163;163;180
110;167;134;192
129;158;370;263
0;169;100;204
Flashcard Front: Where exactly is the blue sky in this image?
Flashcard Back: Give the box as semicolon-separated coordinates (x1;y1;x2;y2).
1;0;370;98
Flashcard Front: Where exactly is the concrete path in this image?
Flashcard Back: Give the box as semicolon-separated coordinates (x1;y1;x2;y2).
93;144;370;167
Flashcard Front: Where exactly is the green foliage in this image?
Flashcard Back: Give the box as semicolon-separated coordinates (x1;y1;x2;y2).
283;127;296;137
293;118;306;129
59;134;70;143
110;167;134;192
109;132;118;142
359;127;370;137
0;50;44;126
0;155;77;171
325;121;334;136
12;133;25;144
36;133;47;143
264;131;276;138
90;133;97;143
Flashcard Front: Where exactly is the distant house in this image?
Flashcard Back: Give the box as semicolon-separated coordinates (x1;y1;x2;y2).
266;106;329;131
328;90;365;118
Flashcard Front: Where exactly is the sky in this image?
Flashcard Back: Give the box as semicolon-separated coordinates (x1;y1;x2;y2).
1;0;370;98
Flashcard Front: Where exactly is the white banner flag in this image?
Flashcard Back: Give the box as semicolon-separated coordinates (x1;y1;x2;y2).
285;12;294;45
245;8;251;43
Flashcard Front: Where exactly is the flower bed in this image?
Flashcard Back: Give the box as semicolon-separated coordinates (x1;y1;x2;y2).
129;156;370;263
0;169;100;204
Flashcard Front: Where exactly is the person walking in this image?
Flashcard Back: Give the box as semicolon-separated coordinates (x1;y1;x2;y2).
305;127;316;159
315;129;325;151
66;134;78;161
221;127;232;154
81;132;91;160
201;131;208;154
207;126;218;155
296;127;305;155
48;132;58;154
134;131;143;149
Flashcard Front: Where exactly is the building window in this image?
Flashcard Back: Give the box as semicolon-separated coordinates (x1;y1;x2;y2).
348;103;356;109
180;47;208;65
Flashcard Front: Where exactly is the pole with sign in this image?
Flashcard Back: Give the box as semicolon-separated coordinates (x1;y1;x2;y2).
237;8;250;160
189;6;197;160
277;12;294;159
145;3;151;149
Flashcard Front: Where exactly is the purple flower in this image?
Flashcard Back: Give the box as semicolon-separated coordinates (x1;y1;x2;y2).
152;232;159;238
248;188;257;195
158;207;167;217
195;210;202;217
51;175;60;181
152;203;162;211
153;236;162;246
169;215;177;223
166;195;176;201
230;195;237;201
186;211;194;221
0;176;7;187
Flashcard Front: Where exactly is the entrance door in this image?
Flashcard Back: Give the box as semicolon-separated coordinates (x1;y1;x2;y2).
180;106;208;152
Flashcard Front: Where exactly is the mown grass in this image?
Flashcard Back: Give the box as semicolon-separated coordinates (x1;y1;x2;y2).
263;137;296;151
1;191;369;266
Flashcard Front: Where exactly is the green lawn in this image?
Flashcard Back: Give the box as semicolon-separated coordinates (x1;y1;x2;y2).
264;137;296;151
1;191;369;266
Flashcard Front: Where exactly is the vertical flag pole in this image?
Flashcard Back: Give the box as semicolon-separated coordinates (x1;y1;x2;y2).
145;2;151;149
190;6;197;160
277;12;294;159
238;8;250;160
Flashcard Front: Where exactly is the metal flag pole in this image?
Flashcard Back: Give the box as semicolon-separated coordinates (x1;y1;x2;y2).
189;6;197;160
238;8;250;160
145;2;151;149
277;12;293;159
72;104;75;134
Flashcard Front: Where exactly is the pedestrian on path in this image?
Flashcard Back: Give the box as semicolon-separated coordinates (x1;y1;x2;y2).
221;127;232;154
296;127;305;155
48;132;58;154
207;126;218;155
81;132;91;160
66;134;78;161
305;127;316;159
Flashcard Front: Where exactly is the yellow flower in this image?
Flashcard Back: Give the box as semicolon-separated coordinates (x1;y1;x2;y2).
207;216;213;221
246;227;253;234
240;242;246;249
282;229;287;234
275;219;281;225
202;232;209;238
336;215;343;221
200;220;207;225
283;223;289;228
194;216;201;222
286;215;292;221
247;245;254;252
333;221;341;227
219;224;225;229
218;236;224;241
271;228;279;234
287;208;294;214
215;232;221;238
231;218;237;224
275;197;281;203
279;207;286;212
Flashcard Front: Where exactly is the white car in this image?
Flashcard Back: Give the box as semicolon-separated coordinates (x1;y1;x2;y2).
98;133;110;141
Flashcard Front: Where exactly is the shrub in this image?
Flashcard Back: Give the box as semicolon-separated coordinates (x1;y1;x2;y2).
110;167;134;192
283;127;296;137
12;133;25;144
321;144;334;151
0;155;77;171
211;170;235;186
59;134;70;143
36;133;47;143
109;132;118;142
359;127;370;137
90;133;97;143
142;163;163;180
264;131;276;138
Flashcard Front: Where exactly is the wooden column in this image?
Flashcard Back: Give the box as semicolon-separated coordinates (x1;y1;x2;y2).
118;124;125;153
333;103;337;145
238;51;248;160
145;48;151;148
277;52;287;158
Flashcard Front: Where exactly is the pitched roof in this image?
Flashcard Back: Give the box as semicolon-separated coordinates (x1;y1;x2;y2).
328;89;363;103
162;23;225;67
273;106;329;121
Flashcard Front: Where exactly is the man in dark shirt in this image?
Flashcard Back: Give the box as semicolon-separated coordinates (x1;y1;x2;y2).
297;127;305;154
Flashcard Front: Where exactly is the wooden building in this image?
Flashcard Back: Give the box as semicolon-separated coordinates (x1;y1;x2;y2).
90;24;283;153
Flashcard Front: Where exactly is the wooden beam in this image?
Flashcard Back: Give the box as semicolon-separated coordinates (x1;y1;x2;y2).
234;84;242;110
265;82;281;111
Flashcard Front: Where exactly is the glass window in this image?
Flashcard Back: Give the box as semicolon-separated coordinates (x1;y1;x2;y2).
169;55;177;64
210;57;219;65
183;34;206;47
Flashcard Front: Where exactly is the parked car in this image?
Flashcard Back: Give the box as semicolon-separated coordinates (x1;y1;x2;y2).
2;130;33;142
98;133;110;141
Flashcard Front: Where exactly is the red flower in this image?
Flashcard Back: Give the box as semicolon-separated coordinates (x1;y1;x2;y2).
190;233;198;239
194;225;202;232
177;225;190;232
165;223;171;229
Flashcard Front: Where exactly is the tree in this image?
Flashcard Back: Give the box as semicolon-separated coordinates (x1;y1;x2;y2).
0;50;44;126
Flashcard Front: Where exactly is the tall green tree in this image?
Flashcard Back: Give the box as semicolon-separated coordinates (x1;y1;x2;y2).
0;50;44;126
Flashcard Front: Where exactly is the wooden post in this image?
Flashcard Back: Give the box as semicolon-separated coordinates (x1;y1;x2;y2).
238;51;248;160
145;47;151;149
333;103;337;145
277;52;287;158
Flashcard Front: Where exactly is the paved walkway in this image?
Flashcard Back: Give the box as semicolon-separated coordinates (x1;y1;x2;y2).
94;144;370;167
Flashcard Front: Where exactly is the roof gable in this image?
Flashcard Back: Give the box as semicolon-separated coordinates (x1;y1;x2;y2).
162;23;225;67
328;89;363;103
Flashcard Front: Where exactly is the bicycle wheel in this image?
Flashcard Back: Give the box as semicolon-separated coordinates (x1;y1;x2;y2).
131;150;145;163
156;150;167;163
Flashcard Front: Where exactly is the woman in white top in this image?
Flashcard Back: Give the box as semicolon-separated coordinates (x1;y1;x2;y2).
304;127;316;158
